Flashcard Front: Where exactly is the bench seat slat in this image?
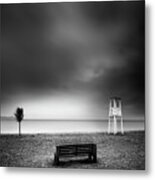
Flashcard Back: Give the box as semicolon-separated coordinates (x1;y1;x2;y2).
59;151;92;155
58;153;89;157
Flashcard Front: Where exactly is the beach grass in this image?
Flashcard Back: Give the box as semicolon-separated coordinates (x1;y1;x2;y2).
0;131;145;169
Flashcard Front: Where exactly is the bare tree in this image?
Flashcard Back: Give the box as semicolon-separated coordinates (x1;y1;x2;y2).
14;107;24;136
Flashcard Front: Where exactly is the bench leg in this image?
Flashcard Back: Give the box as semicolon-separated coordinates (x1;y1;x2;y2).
93;154;97;163
54;154;59;165
88;154;92;161
88;154;97;163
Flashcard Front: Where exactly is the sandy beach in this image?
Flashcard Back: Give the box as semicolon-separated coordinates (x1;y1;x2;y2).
0;131;145;170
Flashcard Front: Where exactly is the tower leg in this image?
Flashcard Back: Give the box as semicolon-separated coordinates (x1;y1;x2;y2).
108;117;111;134
113;116;117;135
121;116;124;134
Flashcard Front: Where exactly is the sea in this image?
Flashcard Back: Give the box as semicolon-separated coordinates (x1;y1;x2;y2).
0;118;145;134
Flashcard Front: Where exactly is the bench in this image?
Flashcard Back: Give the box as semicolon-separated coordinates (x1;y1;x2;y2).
54;144;97;165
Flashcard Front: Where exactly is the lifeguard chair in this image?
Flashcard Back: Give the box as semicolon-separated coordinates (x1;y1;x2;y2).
108;97;124;134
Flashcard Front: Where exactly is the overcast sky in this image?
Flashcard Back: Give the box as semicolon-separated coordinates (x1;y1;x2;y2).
1;1;145;120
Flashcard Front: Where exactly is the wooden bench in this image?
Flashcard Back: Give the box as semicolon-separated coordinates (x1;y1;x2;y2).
54;144;97;165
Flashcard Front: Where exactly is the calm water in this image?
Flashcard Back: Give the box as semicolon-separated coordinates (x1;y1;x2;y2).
0;118;145;134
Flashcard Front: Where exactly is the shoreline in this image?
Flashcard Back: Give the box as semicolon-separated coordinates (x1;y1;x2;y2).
0;130;145;136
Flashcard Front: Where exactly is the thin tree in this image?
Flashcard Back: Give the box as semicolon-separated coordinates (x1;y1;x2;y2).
14;107;24;136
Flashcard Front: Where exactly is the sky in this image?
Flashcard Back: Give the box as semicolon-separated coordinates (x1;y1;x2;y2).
1;1;145;120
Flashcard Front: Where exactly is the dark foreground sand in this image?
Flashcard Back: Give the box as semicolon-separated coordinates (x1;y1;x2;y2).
0;131;145;169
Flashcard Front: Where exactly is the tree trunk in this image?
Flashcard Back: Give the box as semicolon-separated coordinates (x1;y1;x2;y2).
19;122;21;136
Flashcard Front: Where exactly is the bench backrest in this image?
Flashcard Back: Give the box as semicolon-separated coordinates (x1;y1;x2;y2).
56;144;96;156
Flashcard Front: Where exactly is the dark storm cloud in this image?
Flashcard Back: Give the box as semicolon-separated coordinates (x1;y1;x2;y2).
1;1;145;119
2;4;75;88
69;1;145;117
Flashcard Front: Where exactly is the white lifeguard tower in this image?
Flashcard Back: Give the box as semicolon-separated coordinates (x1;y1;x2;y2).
108;97;124;134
